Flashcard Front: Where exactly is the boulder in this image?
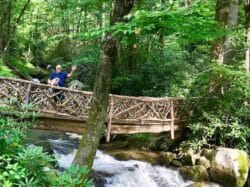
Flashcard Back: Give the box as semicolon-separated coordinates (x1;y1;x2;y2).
181;148;198;166
172;160;183;167
179;165;209;181
195;156;210;169
200;149;213;161
210;147;249;187
188;182;219;187
68;80;84;90
158;152;175;165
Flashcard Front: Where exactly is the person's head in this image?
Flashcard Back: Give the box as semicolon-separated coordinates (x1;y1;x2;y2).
56;64;62;73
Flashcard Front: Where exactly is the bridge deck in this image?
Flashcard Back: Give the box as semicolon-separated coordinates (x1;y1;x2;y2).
0;77;184;141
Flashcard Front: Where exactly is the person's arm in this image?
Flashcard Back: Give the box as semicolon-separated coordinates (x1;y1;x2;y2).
67;66;77;78
48;79;52;85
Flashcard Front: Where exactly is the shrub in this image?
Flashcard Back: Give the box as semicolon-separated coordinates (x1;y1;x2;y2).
184;65;250;152
0;102;92;186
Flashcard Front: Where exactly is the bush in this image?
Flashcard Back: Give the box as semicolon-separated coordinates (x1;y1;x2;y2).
0;102;92;186
50;164;92;187
184;65;250;152
186;114;250;151
187;64;250;121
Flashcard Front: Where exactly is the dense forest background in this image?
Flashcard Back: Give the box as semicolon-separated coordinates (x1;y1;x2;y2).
0;0;249;152
0;0;248;97
0;0;250;185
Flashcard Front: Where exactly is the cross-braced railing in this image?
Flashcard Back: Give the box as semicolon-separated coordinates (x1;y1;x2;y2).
0;77;183;141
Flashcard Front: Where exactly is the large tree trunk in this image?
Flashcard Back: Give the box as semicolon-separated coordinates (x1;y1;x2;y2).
245;0;250;72
73;0;135;170
213;0;238;65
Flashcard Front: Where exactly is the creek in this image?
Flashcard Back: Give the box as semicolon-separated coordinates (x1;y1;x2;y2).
26;129;220;187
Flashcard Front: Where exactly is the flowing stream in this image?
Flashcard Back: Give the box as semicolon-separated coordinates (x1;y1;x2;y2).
26;130;220;187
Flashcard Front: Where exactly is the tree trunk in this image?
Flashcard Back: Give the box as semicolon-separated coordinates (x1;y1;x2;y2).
73;0;135;170
213;0;238;65
245;0;250;71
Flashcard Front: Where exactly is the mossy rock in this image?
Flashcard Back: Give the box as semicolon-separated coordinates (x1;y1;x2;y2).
195;156;210;169
179;165;209;181
181;149;197;166
210;147;249;187
200;149;213;161
105;150;159;164
172;160;183;167
113;152;131;161
158;152;175;165
187;182;213;187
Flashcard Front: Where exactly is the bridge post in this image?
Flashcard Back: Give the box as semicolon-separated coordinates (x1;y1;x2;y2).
246;49;250;72
170;100;175;139
24;83;32;104
106;97;114;142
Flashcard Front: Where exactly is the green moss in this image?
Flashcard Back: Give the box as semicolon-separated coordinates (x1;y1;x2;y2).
172;160;183;167
11;58;35;77
158;152;174;165
237;151;249;187
210;149;249;187
0;59;15;77
179;165;209;181
113;153;131;160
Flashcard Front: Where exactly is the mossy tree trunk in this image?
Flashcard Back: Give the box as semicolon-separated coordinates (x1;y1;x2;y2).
213;0;238;65
73;0;135;170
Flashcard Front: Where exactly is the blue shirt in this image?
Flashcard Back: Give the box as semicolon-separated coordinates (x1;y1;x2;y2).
49;72;68;87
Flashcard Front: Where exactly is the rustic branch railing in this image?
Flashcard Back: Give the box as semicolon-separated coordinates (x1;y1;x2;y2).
0;77;183;141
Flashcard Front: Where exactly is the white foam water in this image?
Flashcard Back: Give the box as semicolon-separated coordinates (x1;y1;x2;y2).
45;133;220;187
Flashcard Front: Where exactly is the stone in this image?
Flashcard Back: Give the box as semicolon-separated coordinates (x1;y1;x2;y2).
158;152;175;165
188;182;212;187
172;160;183;167
210;147;249;187
181;148;198;166
195;156;210;169
200;149;213;161
179;165;209;181
68;80;84;90
112;152;131;161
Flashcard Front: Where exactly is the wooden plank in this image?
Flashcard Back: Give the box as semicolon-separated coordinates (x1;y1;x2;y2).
246;49;250;72
36;117;87;133
40;111;88;121
111;124;179;134
170;100;175;139
111;118;176;124
24;84;32;104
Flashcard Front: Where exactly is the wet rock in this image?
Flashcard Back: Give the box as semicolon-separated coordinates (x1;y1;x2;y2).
181;148;198;166
188;182;215;187
172;160;183;167
104;149;159;164
195;156;210;169
158;152;175;165
200;149;213;161
179;165;209;182
210;147;249;187
68;80;84;90
113;152;131;161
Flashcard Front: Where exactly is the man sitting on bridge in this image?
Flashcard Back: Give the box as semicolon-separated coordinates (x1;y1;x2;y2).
48;64;77;87
48;64;77;101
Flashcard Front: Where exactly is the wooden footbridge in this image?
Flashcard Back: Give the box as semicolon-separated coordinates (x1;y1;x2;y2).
0;77;184;141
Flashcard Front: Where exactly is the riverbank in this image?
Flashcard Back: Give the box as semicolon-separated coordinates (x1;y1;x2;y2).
25;129;249;187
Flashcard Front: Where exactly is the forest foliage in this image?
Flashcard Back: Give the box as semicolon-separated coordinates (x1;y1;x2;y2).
0;101;92;186
0;0;249;183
